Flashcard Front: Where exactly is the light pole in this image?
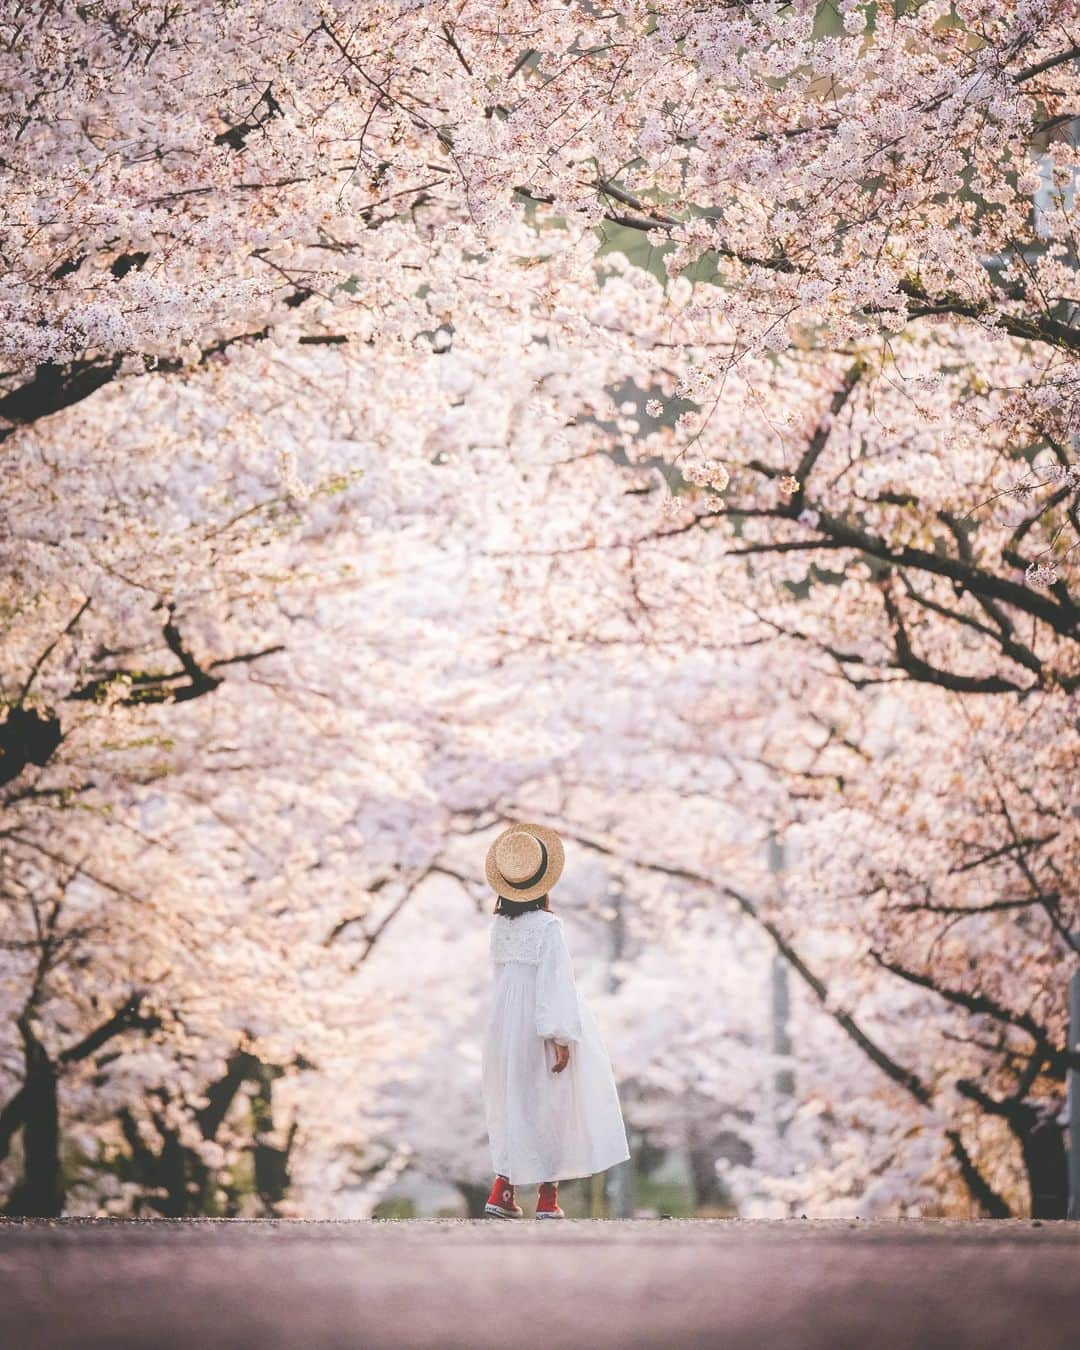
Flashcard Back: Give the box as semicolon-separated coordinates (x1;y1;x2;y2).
604;882;636;1218
1068;945;1080;1219
768;832;794;1122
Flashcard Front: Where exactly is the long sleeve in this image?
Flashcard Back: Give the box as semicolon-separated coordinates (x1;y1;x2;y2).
534;920;583;1044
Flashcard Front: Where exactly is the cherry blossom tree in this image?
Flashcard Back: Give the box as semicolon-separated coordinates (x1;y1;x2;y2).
2;0;1078;1218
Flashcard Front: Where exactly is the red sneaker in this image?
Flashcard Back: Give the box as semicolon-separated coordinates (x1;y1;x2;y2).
484;1175;523;1219
535;1181;564;1220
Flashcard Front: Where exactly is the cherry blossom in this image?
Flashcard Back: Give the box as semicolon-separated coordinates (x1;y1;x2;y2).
1;0;1077;1220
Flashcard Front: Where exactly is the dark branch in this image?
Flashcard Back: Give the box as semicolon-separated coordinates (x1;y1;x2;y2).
899;278;1080;355
880;578;1026;695
871;951;1052;1047
59;994;159;1065
791;360;864;509
17;597;93;706
1014;45;1080;82
0;329;269;443
69;611;282;707
0;994;158;1165
944;1129;1013;1218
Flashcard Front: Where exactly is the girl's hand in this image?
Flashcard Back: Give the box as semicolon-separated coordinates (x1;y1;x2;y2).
549;1040;570;1074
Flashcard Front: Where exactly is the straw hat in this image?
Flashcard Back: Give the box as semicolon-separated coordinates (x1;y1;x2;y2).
485;823;565;903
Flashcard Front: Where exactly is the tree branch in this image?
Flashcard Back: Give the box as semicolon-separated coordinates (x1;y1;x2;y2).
560;827;1013;1215
879;577;1026;694
16;597;92;706
0;994;159;1166
1014;45;1080;83
0;329;269;442
59;994;159;1065
943;1128;1012;1217
445;810;1016;1213
898;278;1080;354
791;360;864;508
871;951;1054;1049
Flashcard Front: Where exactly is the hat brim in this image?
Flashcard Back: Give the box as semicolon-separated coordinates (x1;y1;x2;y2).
485;823;565;902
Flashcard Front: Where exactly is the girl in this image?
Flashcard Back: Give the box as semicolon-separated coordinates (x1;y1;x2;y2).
481;822;630;1220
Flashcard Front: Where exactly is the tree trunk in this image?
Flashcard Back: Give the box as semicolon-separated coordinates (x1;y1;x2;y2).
687;1141;725;1211
5;1032;62;1217
457;1181;490;1218
1018;1117;1068;1220
253;1065;296;1215
158;1123;198;1217
119;1055;278;1216
956;1078;1068;1220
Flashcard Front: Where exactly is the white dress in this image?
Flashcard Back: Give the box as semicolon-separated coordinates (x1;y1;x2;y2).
482;909;630;1186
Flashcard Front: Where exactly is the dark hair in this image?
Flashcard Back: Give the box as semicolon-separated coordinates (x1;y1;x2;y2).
494;894;551;919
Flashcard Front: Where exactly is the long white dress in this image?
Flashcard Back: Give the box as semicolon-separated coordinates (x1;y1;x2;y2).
482;909;630;1185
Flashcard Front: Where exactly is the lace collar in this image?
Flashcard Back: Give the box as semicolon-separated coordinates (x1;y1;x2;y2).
490;910;558;965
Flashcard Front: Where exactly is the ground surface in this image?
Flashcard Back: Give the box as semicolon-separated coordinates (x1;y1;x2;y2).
2;1218;1079;1350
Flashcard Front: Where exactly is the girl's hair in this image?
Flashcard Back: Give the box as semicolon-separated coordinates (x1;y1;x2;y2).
494;894;551;919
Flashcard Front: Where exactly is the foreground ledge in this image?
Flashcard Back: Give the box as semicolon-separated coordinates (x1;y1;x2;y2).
2;1218;1078;1350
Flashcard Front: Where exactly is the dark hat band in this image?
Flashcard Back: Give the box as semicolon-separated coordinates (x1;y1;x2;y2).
502;837;549;891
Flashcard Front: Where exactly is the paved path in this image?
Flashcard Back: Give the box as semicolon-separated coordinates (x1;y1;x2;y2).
2;1218;1079;1350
